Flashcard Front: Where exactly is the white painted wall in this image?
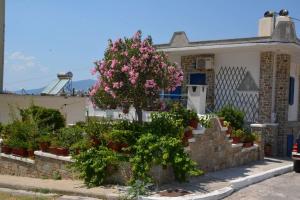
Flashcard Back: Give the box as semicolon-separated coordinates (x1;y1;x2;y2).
0;94;86;125
214;50;261;86
288;62;299;121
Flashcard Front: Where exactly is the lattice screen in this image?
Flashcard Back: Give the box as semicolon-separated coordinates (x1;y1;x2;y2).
215;66;259;122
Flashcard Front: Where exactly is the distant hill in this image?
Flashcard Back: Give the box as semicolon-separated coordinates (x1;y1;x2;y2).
14;79;96;95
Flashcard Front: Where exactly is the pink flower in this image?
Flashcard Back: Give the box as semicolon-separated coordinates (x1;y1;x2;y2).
90;67;97;75
111;59;117;68
104;86;110;92
144;79;157;89
121;65;130;72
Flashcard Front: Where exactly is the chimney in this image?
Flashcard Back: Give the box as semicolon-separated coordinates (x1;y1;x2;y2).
275;9;291;27
258;11;275;37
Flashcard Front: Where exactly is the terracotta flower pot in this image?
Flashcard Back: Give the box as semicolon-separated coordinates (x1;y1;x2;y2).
48;147;57;155
56;147;69;156
27;149;35;158
184;130;193;139
189;119;198;129
12;148;28;157
91;137;101;146
264;145;272;156
39;142;50;152
232;137;241;144
108;141;127;152
1;145;12;154
243;142;253;148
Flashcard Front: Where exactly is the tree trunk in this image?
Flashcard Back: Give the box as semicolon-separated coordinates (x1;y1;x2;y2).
136;107;143;123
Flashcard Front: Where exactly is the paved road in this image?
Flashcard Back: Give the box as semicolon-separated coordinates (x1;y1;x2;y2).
224;172;300;200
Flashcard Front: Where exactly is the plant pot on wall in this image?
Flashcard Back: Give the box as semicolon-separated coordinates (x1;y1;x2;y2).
232;137;241;144
243;142;253;148
27;149;35;158
264;144;272;156
56;147;69;156
12;148;28;157
189;119;198;129
39;142;50;152
1;145;12;154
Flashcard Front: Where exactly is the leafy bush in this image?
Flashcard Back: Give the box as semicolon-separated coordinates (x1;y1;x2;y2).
130;133;203;185
231;129;245;138
241;132;256;143
71;146;119;187
170;103;198;127
218;106;244;130
149;112;184;138
55;126;84;148
85;118;112;143
19;105;65;131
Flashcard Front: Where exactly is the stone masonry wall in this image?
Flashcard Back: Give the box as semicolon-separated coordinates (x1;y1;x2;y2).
181;54;215;110
0;153;76;179
275;54;291;156
188;118;262;172
258;52;274;123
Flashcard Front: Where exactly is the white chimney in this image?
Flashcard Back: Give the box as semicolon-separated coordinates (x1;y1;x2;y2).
258;11;274;37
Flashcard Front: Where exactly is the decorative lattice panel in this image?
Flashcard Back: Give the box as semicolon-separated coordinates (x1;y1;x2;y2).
215;66;259;122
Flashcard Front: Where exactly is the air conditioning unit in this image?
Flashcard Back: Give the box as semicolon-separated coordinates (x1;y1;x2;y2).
196;57;213;70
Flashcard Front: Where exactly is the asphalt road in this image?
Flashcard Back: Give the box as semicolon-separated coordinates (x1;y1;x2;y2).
224;172;300;200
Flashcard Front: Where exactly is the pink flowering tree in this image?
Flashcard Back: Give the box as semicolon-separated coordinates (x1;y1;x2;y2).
90;31;183;122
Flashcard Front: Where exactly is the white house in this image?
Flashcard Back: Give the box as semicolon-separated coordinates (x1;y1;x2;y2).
155;10;300;156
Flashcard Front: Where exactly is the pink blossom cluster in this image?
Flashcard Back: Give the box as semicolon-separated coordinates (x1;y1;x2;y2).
89;30;183;108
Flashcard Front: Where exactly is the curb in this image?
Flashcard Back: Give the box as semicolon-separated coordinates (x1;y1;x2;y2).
140;164;293;200
0;182;121;200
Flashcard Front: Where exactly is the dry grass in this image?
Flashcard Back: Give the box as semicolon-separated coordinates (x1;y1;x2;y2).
0;192;57;200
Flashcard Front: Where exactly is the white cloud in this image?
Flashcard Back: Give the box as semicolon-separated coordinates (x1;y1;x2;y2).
6;51;48;72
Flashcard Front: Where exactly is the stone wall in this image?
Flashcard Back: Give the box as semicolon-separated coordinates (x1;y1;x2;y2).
275;54;291;156
258;52;274;123
188;118;262;172
181;54;215;110
0;152;76;180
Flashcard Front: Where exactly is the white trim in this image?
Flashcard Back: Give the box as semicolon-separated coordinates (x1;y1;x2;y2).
34;151;74;162
159;42;300;53
0;153;35;164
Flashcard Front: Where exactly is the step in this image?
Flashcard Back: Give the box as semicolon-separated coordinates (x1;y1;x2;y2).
193;128;205;135
188;138;196;143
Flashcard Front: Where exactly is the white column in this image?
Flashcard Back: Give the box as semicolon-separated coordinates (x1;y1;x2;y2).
187;85;207;114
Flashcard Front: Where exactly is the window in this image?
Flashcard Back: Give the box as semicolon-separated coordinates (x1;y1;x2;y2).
289;77;295;105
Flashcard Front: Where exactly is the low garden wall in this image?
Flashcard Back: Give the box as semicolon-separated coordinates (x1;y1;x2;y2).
188;118;263;172
0;151;76;179
0;150;173;185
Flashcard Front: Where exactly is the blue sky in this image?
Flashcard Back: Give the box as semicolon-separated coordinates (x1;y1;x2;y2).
4;0;300;91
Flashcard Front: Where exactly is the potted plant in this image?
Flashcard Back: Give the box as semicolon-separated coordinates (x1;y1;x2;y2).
184;126;193;139
38;134;51;152
9;139;28;157
241;133;256;148
1;143;12;154
231;129;244;144
264;143;272;156
105;129;132;152
187;110;199;129
223;121;232;135
48;139;69;156
27;141;38;158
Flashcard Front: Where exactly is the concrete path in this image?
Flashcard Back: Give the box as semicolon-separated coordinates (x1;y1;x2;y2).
0;157;293;200
142;157;293;200
0;175;125;199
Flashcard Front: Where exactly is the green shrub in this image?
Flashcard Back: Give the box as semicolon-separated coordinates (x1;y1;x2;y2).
231;129;245;138
19;105;65;131
85;118;112;142
71;146;119;187
55;126;84;148
130;133;203;186
170;103;198;127
149;112;184;138
218;106;245;130
241;132;256;143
